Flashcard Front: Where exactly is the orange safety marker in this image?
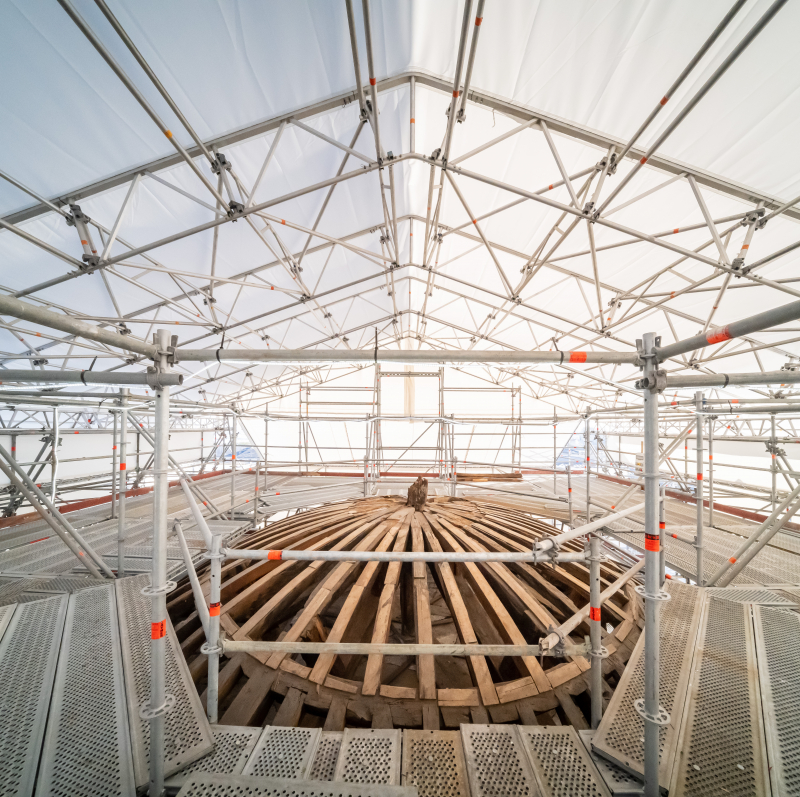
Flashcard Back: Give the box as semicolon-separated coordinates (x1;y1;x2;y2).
120;463;126;470
209;602;221;617
706;325;732;345
589;606;601;622
729;557;737;564
644;533;660;552
267;550;282;560
165;130;173;139
568;351;587;363
151;620;166;639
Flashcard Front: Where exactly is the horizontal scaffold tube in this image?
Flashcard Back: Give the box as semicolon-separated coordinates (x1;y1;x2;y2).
223;547;589;563
175;348;639;365
221;640;588;658
655;298;800;361
534;502;649;553
0;293;156;358
637;370;800;390
540;557;645;651
0;369;182;386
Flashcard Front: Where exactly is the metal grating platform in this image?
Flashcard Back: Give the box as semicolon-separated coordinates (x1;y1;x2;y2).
174;773;418;796
116;574;214;788
242;726;321;780
753;606;800;796
460;724;537;797
35;585;135;797
165;726;260;791
401;730;470;797
0;594;68;796
668;598;769;796
592;580;705;789
334;729;402;786
578;731;643;796
518;726;611;797
0;600;16;642
706;587;795;606
308;732;343;782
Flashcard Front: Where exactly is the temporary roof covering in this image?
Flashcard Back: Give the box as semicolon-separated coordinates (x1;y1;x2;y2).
1;0;799;416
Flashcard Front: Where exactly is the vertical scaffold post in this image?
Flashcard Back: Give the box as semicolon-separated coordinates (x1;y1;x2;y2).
205;530;222;724
144;329;173;797
589;525;604;729
641;331;668;797
111;409;118;519
566;465;573;527
230;412;237;520
770;414;777;513
252;460;260;530
585;416;591;521
695;391;705;585
708;415;715;526
553;418;557;494
51;407;59;503
659;484;666;585
118;388;128;577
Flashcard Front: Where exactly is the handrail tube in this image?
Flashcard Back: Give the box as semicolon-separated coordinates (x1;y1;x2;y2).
222;640;587;658
222;548;588;564
655;299;800;361
173;520;209;636
0;369;182;386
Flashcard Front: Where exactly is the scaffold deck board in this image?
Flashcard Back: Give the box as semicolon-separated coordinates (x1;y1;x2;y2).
592;581;705;790
165;726;261;790
308;732;343;782
0;600;16;643
35;585;135;797
174;773;417;796
578;731;643;796
334;729;402;786
518;725;611;797
706;587;795;606
460;724;538;797
116;574;214;789
753;606;800;797
668;598;769;796
242;726;321;780
0;594;68;797
400;730;470;797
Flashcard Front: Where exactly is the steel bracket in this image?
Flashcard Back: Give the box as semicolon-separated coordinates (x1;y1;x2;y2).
139;693;176;720
635;584;671;602
140;580;177;597
634;698;670;726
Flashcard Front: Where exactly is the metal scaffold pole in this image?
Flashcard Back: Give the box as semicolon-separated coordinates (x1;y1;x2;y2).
118;388;128;576
143;329;173;797
230;412;237;520
588;525;604;728
585;416;591;521
695;391;705;585
641;331;668;797
111;409;118;519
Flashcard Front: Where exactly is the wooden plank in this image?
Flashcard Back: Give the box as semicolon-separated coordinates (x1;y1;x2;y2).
438;688;480;706
427;513;551;693
308;521;402;685
361;510;413;695
556;688;589;730
371;703;394;729
220;667;276;726
272;686;305;727
418;512;499;706
323;697;348;731
423;703;440;730
380;684;417;699
411;514;436;701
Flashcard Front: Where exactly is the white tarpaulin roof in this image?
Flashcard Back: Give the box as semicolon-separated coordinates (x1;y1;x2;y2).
0;0;798;416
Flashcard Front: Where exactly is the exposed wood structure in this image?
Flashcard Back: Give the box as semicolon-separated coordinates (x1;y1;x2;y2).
169;494;643;730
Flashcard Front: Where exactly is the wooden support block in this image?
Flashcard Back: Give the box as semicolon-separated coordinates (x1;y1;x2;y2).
441;706;471;728
220;668;276;726
371;702;394;729
380;684;417;699
516;699;539;725
495;676;539;704
488;702;519;723
470;705;490;724
438;688;480;707
323;697;348;731
272;686;306;727
201;653;243;710
555;688;589;730
422;702;440;730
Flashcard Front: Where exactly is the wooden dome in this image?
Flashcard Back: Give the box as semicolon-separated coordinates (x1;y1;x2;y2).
171;495;642;729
